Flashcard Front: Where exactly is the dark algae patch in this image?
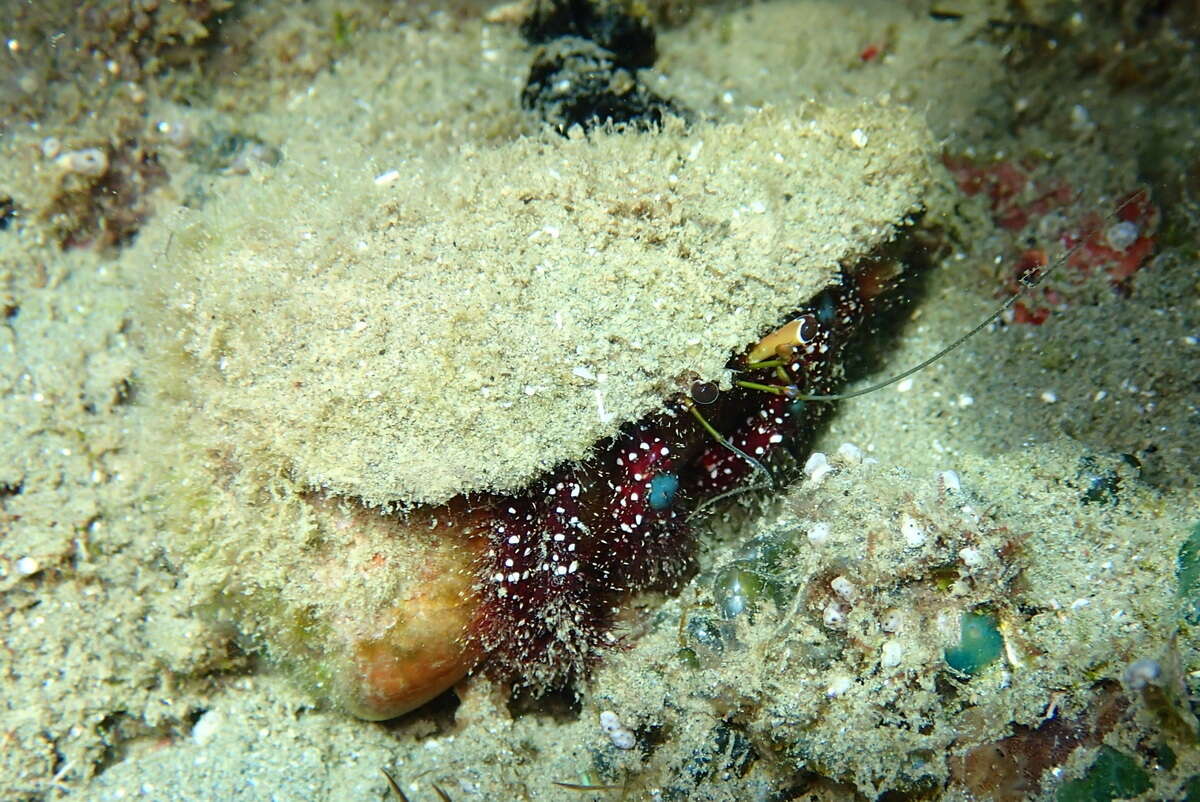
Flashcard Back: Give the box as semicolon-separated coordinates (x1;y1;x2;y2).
1056;746;1151;802
1178;522;1200;623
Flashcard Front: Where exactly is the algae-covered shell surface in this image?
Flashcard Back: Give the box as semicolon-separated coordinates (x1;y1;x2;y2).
154;103;931;508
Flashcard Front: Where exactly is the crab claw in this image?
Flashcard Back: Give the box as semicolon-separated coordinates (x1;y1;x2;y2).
338;561;484;721
283;498;488;721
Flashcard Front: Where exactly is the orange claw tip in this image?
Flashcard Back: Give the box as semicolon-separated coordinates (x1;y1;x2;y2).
289;497;489;721
340;611;482;721
333;541;486;721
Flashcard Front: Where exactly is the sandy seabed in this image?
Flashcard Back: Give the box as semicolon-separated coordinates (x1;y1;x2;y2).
1;1;1198;799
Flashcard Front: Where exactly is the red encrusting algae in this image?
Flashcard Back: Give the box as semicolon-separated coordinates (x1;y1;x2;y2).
942;153;1158;325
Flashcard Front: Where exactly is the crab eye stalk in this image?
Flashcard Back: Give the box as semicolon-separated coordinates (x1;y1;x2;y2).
746;313;820;364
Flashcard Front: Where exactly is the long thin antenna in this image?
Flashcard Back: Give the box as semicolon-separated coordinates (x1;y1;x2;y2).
792;189;1148;403
794;291;1020;402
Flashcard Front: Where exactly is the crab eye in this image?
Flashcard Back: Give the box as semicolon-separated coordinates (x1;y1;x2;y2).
795;314;819;345
689;380;719;405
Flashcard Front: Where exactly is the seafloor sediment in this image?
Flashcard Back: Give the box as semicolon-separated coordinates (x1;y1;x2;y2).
0;1;1197;800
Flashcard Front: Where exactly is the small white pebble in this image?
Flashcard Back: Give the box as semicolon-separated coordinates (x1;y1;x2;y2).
823;601;847;629
156;119;196;148
599;710;636;750
1070;104;1093;130
880;639;904;668
15;556;40;576
803;452;832;483
849;128;869;148
806;521;831;546
900;515;926;548
41;136;61;159
835;442;863;463
1040;390;1058;403
896;378;914;393
571;365;596;382
484;1;531;24
1105;221;1139;251
1070;598;1091;610
959;546;985;568
374;169;400;185
826;673;853;697
937;470;961;493
1093;390;1108;402
56;147;108;177
830;576;858;602
192;710;224;746
956;394;974;407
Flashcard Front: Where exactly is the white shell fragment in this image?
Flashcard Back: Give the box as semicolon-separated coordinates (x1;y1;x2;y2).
599;710;636;750
826;673;854;697
192;709;225;746
1105;221;1139;251
804;452;833;484
836;442;864;463
823;601;848;629
900;514;926;548
831;575;858;602
880;639;904;668
806;521;832;546
936;470;962;493
959;546;986;568
14;556;40;576
55;147;109;176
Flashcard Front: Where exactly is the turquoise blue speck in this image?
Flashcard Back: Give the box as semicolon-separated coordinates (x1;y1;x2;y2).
944;611;1003;675
648;473;679;511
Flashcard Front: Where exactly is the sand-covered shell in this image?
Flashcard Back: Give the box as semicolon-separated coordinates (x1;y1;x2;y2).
151;103;931;507
139;101;934;716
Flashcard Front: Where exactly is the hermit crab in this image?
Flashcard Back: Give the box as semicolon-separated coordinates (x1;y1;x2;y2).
142;101;934;719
